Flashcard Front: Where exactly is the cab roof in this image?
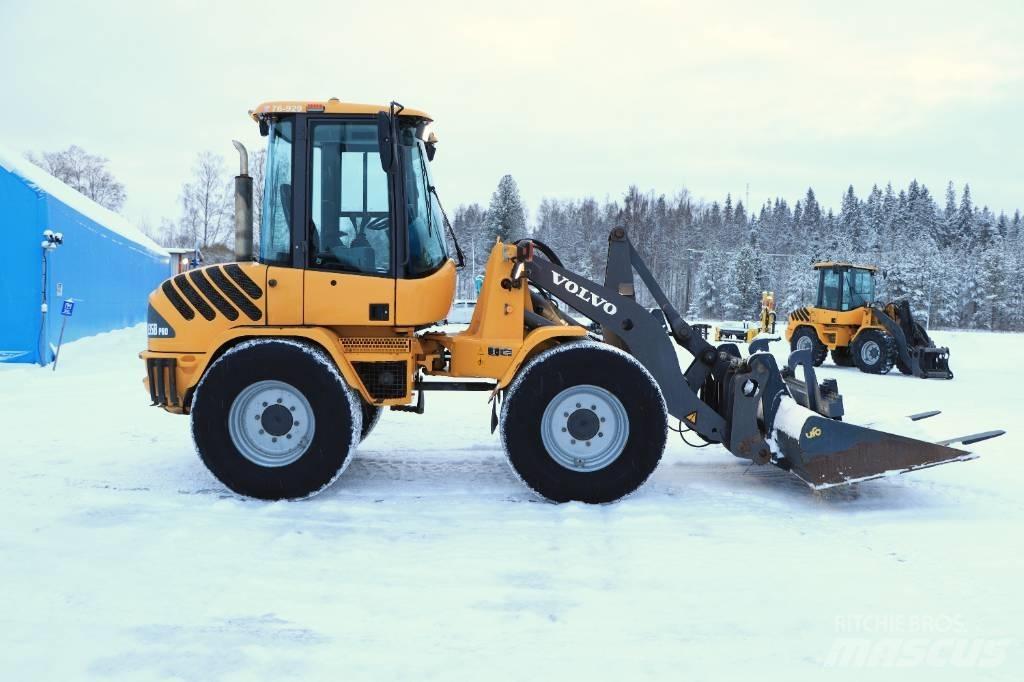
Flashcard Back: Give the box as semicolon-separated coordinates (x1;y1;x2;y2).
813;261;879;272
250;99;432;121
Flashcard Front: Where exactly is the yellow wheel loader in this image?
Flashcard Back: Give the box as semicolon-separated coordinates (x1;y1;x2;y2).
140;99;999;502
785;263;953;379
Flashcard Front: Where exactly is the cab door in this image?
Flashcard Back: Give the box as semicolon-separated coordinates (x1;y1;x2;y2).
303;118;395;326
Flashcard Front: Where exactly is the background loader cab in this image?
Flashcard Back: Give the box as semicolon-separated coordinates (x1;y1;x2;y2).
785;262;953;379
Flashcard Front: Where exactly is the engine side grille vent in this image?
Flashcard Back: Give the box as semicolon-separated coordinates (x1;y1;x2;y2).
162;266;265;323
173;274;215;321
209;267;262;321
342;337;412;354
162;281;194;320
225;264;263;299
190;270;238;321
353;361;407;400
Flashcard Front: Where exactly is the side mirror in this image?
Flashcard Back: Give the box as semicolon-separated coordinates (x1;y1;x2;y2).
377;111;394;172
425;142;437;161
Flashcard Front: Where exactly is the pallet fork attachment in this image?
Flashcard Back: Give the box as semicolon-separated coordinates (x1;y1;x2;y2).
517;228;1001;488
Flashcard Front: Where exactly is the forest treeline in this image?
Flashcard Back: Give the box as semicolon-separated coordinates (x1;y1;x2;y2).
452;177;1023;331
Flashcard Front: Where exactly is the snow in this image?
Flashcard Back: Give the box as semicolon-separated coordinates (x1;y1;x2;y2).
1;325;1021;679
0;143;167;257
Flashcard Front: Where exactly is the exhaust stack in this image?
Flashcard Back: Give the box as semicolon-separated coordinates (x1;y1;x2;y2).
232;140;253;262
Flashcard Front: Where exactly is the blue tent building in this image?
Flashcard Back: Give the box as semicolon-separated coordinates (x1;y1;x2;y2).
0;146;169;364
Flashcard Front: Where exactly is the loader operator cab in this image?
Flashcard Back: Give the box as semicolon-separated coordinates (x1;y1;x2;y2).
813;262;877;312
257;100;451;280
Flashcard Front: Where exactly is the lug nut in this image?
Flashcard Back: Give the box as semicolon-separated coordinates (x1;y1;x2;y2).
277;398;283;404
561;427;567;432
571;439;576;445
262;402;268;407
585;441;591;447
259;429;265;435
598;432;604;437
272;437;277;443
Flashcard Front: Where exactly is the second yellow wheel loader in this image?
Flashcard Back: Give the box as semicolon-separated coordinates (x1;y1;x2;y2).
140;99;1001;503
714;291;777;344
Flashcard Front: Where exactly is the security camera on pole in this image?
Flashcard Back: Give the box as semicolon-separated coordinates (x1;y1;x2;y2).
39;229;64;366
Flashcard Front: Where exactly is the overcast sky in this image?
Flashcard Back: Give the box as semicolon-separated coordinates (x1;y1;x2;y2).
2;0;1021;231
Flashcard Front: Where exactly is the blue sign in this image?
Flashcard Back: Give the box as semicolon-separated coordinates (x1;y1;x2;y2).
61;300;75;317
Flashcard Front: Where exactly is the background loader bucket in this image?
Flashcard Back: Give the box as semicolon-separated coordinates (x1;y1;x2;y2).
912;346;953;379
769;401;975;488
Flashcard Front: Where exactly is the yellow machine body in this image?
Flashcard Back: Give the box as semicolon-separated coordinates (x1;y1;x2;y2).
141;240;585;414
785;304;884;350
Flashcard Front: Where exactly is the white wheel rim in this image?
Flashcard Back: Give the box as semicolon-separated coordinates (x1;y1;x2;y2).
228;380;316;467
796;335;813;351
860;340;881;365
540;384;629;472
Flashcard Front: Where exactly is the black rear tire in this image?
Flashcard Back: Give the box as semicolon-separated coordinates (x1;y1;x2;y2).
191;339;362;500
790;326;827;366
831;347;854;367
852;329;897;375
500;343;667;503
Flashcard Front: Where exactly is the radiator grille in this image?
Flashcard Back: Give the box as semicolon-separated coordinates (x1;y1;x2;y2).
353;361;407;400
342;337;412;353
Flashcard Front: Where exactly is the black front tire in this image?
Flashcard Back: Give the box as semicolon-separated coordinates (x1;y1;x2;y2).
852;329;897;375
191;339;361;500
500;343;667;503
790;326;827;366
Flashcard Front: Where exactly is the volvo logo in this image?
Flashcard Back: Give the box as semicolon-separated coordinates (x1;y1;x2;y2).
551;272;618;316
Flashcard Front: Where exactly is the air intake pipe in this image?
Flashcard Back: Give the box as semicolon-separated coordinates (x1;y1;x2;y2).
232;140;254;261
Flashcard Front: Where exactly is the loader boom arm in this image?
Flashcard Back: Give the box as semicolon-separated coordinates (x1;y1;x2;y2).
515;228;991;484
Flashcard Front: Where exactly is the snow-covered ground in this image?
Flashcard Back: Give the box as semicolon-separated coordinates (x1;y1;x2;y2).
1;325;1020;680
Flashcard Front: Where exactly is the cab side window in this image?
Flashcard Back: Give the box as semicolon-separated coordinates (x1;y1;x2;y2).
309;121;391;275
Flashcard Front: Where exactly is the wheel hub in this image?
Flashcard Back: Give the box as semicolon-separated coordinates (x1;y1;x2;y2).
566;408;600;441
796;336;813;351
228;380;316;467
861;340;880;365
540;384;629;472
261;403;294;436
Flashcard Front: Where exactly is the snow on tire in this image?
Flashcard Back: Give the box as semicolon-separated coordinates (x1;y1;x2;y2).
190;338;362;500
499;342;667;503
